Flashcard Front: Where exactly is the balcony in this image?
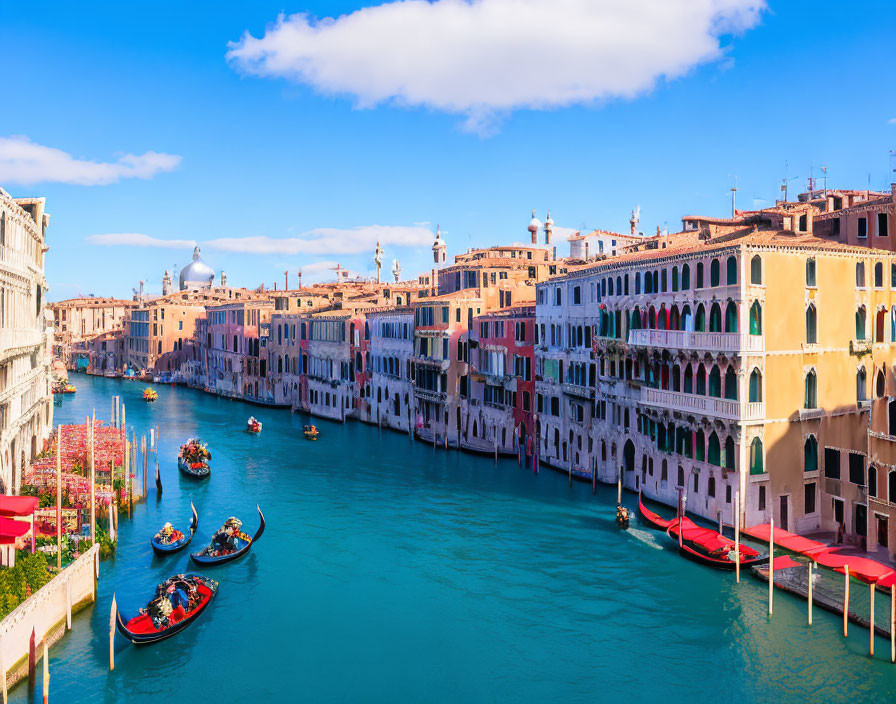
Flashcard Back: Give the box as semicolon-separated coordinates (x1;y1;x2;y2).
640;387;764;421
561;382;594;399
414;387;447;403
627;329;764;353
412;355;450;371
850;339;872;356
0;328;43;363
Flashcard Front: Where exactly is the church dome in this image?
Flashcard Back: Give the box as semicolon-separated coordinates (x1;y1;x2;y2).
179;246;215;290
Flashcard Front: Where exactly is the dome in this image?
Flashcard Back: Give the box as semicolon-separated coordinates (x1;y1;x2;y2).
179;246;215;290
544;210;554;228
528;209;541;232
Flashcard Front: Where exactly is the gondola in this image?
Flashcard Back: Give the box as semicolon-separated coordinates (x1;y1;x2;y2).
178;457;210;479
143;388;158;402
666;520;768;571
637;493;675;531
246;420;262;434
115;573;218;645
190;505;265;566
303;425;319;440
150;502;198;556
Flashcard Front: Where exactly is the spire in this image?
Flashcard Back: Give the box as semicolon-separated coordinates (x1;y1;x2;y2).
374;240;384;284
630;206;640;236
432;225;446;267
528;209;542;245
392;259;401;283
544;209;553;245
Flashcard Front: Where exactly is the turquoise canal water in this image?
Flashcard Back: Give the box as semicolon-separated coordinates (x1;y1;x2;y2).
15;374;896;702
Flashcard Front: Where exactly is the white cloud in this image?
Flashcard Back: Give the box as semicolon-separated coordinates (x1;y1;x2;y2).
205;224;433;255
0;135;181;186
227;0;765;134
888;117;896;125
86;233;196;249
85;224;432;256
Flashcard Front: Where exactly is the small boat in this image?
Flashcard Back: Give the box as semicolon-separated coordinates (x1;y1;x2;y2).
150;502;198;555
616;505;630;529
637;494;676;531
143;388;158;402
178;457;210;479
303;425;319;440
190;505;265;566
115;573;218;645
55;383;76;394
178;439;211;479
667;519;768;570
246;419;262;434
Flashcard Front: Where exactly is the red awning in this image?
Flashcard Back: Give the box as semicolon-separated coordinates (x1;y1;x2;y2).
814;550;896;584
669;518;759;557
771;555;801;571
742;523;828;554
0;516;32;538
0;496;39;517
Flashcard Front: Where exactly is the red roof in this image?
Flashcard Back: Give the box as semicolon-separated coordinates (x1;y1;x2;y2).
0;495;39;517
0;516;32;539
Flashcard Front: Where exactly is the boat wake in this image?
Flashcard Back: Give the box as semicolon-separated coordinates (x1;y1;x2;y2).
625;527;664;550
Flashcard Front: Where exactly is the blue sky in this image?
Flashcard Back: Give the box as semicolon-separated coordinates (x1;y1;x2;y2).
1;0;894;300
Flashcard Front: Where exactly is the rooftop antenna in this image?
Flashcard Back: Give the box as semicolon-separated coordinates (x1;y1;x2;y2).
297;268;302;290
821;165;828;199
730;175;738;217
284;270;289;291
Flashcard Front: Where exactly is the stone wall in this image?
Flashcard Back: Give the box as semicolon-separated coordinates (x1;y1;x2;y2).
0;544;99;691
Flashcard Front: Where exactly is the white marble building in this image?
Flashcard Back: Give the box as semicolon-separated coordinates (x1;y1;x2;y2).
0;188;53;493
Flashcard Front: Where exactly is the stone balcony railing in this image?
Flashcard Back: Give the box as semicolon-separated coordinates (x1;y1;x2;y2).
627;329;764;353
561;381;595;399
0;328;43;363
640;387;764;421
414;387;447;403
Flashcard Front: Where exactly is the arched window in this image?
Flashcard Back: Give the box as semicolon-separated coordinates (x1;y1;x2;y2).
672;266;679;292
857;367;867;401
681;305;693;332
856;262;866;288
806;258;817;287
804;436;818;473
856;306;866;340
652;271;659;292
677;466;684;487
878;369;887;398
750;255;762;284
726;256;737;285
696;262;704;288
695;304;706;332
869;465;878;498
724;301;738;333
875;262;884;287
749;437;764;475
877;308;886;343
681;264;690;290
709;303;722;332
710;259;721;287
890;470;896;503
708;432;721;466
806;304;817;344
684;365;694;393
660;270;667;292
804;370;817;409
724;367;737;400
749;301;762;335
696;364;707;395
608;278;614;296
708;476;716;498
709;365;721;397
724;436;735;470
749;368;762;401
695;430;705;462
635;272;641;295
644;274;651;295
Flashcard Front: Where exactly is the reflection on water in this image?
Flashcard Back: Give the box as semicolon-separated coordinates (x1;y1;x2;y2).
15;374;896;703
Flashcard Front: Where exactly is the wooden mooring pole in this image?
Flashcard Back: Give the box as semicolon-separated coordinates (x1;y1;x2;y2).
91;410;96;543
768;518;774;617
42;641;48;704
844;566;850;637
56;426;62;570
890;584;895;663
28;628;35;690
808;562;813;625
870;582;876;657
734;490;740;584
109;594;116;671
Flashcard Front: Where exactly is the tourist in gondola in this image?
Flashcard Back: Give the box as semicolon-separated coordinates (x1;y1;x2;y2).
207;516;243;555
616;504;630;528
154;521;185;545
144;594;174;630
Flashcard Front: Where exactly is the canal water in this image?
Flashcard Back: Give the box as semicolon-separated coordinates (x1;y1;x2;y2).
15;374;896;702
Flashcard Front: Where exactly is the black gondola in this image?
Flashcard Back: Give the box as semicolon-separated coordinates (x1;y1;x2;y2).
150;502;198;556
178;457;210;479
190;505;265;566
115;573;218;645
